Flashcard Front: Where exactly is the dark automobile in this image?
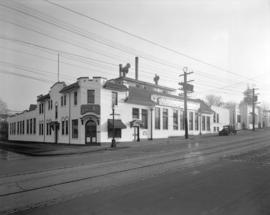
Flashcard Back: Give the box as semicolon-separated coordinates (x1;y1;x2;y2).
219;125;237;136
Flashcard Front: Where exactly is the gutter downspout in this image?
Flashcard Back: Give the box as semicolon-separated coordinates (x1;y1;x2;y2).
69;92;71;144
43;103;46;143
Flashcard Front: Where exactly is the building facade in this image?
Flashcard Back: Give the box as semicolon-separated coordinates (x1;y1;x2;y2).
8;74;219;145
211;106;230;133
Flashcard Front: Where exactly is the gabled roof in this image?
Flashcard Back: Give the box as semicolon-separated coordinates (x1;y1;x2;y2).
103;80;128;92
194;99;214;114
59;82;79;93
114;77;175;92
29;104;37;111
37;94;50;102
125;87;156;106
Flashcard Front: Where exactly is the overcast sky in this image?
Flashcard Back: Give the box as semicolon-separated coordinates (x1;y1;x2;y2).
0;0;270;111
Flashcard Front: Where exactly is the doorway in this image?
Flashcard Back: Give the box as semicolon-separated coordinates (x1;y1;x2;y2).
85;120;97;144
133;126;140;142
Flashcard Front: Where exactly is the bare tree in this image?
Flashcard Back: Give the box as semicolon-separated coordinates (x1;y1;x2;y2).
0;98;8;114
223;101;237;109
205;94;223;107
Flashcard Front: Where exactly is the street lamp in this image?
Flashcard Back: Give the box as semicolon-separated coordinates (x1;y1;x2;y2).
150;107;153;140
111;104;116;148
199;112;202;135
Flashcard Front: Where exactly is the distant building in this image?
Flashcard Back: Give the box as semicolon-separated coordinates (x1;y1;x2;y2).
239;101;262;129
211;106;230;133
263;110;270;128
0;113;10;140
228;105;242;130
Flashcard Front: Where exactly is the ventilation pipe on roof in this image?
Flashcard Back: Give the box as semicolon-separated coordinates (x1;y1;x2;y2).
135;56;139;80
119;64;122;77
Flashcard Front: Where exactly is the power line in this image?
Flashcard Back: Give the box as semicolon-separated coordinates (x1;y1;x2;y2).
44;0;231;73
0;18;131;64
0;69;54;83
2;1;258;83
0;36;117;67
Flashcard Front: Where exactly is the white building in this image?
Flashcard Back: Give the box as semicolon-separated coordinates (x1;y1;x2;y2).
263;110;270;128
239;101;262;129
211;106;230;133
8;73;219;145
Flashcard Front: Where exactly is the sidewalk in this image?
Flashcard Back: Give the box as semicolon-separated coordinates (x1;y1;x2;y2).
0;129;255;156
0;141;108;156
0;136;194;156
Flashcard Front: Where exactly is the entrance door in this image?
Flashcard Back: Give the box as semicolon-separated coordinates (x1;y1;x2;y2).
85;120;97;144
133;126;140;142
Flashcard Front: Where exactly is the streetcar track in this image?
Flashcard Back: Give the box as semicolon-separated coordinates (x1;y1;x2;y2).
0;133;268;179
1;135;269;198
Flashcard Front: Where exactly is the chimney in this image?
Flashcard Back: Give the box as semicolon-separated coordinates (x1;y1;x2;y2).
119;64;122;77
135;56;139;80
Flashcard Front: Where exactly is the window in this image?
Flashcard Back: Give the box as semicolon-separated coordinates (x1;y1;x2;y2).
163;108;168;130
39;122;44;135
237;115;241;123
173;109;178;130
64;95;66;106
39;103;44;114
30;119;33;134
48;99;53;110
27;119;29;134
62;121;65;135
214;127;216;132
202;116;206;131
207;116;210;131
87;90;95;104
195;113;199;131
17;122;19;134
112;92;118;106
72;119;78;138
155;107;160;129
217;114;219;123
141;109;148;129
74;91;77;105
55;103;58;119
65;119;68;135
39;123;41;135
33;118;36;134
180;110;184;130
61;96;63;106
189;112;194;130
46;123;49;135
22;120;24;134
213;113;216;123
132;108;139;119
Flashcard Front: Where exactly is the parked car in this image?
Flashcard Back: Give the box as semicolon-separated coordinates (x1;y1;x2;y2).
219;125;237;136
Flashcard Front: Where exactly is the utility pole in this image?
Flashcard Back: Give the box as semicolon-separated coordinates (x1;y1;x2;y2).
252;88;259;131
111;104;116;148
179;67;194;139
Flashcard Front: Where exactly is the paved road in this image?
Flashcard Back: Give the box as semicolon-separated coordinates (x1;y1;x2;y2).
1;129;270;214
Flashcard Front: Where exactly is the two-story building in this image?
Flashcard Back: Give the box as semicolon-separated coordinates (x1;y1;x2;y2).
8;73;216;144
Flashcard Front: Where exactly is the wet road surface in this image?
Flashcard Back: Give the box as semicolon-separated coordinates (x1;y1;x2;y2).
1;129;270;214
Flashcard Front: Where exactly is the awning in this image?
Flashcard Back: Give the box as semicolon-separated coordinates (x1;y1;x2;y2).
108;119;127;129
130;119;143;127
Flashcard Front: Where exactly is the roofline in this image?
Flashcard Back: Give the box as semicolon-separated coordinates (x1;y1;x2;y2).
115;77;176;91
